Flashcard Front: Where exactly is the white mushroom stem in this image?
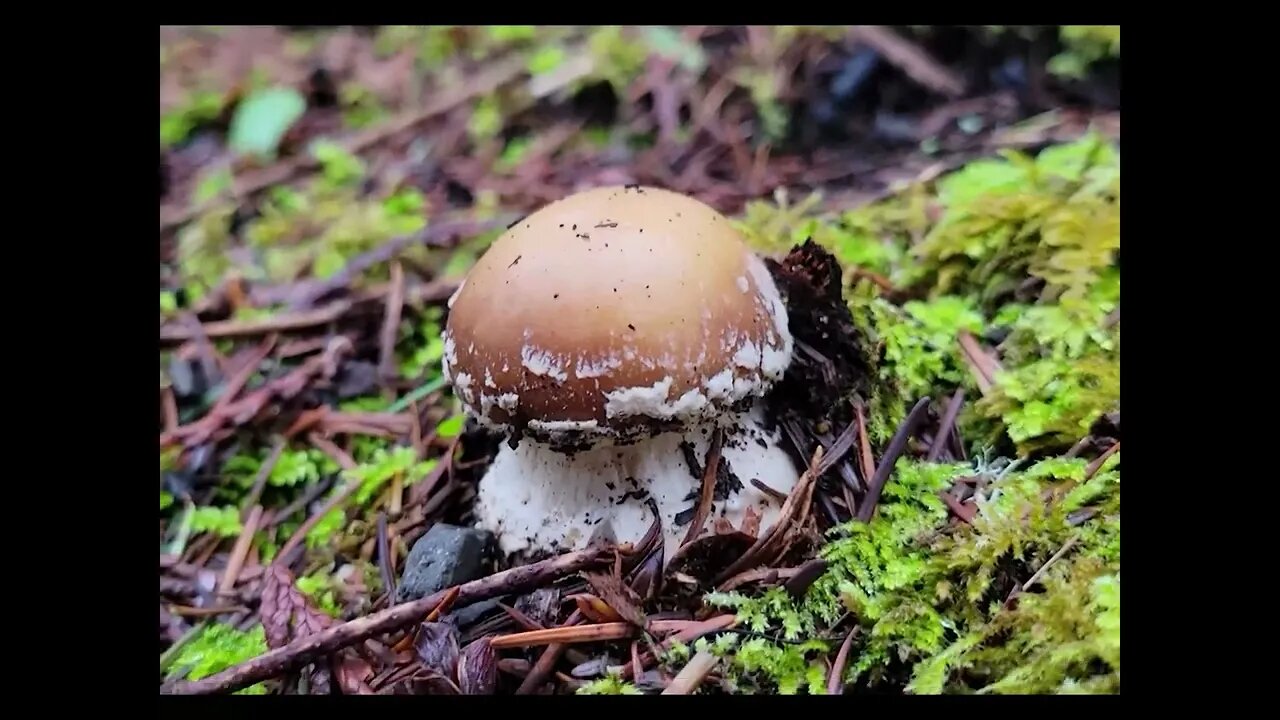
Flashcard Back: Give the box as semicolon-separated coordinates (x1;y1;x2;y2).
472;401;801;562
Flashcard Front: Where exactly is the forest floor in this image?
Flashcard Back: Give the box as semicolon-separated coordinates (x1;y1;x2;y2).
159;25;1120;695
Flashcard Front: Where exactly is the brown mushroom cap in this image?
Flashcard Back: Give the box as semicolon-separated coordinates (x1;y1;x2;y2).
442;185;792;444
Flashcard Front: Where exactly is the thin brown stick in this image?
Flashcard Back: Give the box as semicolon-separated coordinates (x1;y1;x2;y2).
927;390;965;462
849;25;967;97
160;338;353;448
160;303;351;345
713;447;823;585
750;478;788;504
619;614;736;680
1003;535;1081;609
169;605;249;618
855;401;877;485
376;513;395;601
940;492;977;524
662;649;719;695
218;505;263;596
241;439;286;519
491;621;634;650
273;436;363;564
826;626;860;695
310;434;359;471
515;610;584;694
208;337;276;417
716;567;798;593
1084;441;1120;480
162;545;617;695
262;476;335;530
159;280;459;346
957;331;1004;395
857;397;932;523
285;217;513;311
161;385;179;433
681;429;724;547
378;262;406;385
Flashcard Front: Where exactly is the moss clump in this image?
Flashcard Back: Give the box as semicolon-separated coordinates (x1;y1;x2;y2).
174;141;431;305
708;133;1120;694
577;673;645;695
1049;26;1120;79
165;623;269;694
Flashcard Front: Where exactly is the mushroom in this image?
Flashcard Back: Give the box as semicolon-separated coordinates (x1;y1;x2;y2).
442;185;800;560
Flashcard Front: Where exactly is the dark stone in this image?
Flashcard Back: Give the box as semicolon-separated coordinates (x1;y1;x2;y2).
395;524;495;604
442;598;502;630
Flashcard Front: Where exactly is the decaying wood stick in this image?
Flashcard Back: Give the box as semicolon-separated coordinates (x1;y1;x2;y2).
161;546;618;695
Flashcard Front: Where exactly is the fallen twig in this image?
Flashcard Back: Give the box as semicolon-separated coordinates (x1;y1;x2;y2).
207;337;276;417
957;331;1004;395
160;303;349;345
713;447;823;586
378;262;406;385
1004;535;1081;609
849;25;967;98
218;505;263;597
940;491;977;524
826;626;860;695
162;545;618;695
662;649;719;695
782;559;828;599
159;337;353;448
160;277;461;346
619;614;736;680
490;621;636;650
857;396;932;522
855;401;877;486
716;566;798;593
681;429;724;547
1084;441;1120;480
240;438;286;518
272;434;363;564
927;390;965;462
515;610;584;694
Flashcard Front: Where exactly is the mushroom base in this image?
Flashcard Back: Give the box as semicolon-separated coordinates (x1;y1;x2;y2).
471;402;802;562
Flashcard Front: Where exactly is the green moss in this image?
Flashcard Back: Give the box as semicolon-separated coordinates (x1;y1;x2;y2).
175;143;431;302
345;445;436;507
577;673;645;695
707;136;1119;694
296;572;344;618
189;505;243;538
1050;26;1120;79
224;445;340;492
166;623;269;694
160;90;224;148
702;453;1119;694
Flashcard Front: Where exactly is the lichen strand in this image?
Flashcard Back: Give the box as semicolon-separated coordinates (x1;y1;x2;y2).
703;135;1119;694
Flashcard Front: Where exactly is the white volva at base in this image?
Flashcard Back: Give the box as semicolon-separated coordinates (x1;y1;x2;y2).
471;402;802;562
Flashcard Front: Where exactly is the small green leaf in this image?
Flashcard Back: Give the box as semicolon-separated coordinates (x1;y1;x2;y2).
190;506;244;538
435;414;464;439
527;45;566;75
228;87;307;159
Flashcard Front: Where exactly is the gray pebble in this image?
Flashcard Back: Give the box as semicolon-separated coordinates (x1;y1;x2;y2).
395;523;495;604
444;597;503;630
